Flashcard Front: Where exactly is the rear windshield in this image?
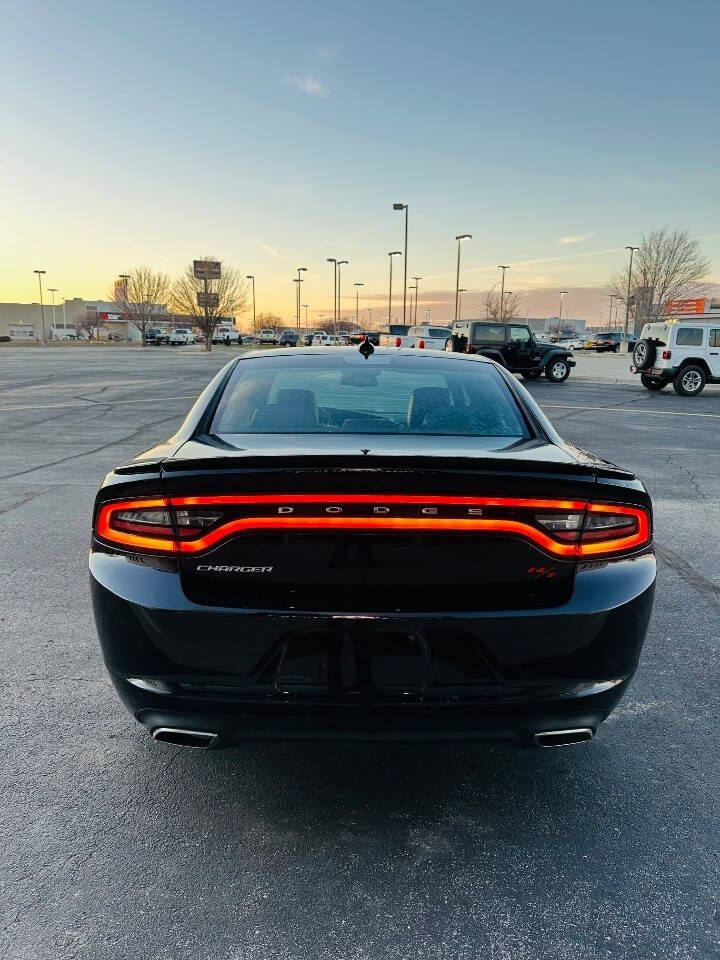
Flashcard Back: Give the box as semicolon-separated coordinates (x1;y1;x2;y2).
210;354;530;438
470;323;505;343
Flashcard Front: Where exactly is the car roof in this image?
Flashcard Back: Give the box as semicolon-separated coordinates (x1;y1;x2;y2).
235;346;494;364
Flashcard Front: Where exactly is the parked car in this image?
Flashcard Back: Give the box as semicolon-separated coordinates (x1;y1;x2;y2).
558;337;585;351
259;328;277;344
590;332;637;353
327;334;350;346
446;321;576;383
212;325;242;345
90;346;655;750
278;329;299;347
348;330;380;346
631;319;720;396
169;328;195;345
312;331;330;346
146;328;170;345
404;324;453;350
378;324;412;348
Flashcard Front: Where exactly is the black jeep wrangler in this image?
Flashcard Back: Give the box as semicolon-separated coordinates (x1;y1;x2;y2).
445;321;575;383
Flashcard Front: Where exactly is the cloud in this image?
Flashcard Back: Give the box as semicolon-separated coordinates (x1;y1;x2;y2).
286;74;329;97
423;246;626;283
251;238;282;259
558;233;593;245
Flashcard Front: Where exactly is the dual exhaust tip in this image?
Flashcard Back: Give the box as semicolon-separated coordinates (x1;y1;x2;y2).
534;727;594;748
152;727;218;748
149;726;594;749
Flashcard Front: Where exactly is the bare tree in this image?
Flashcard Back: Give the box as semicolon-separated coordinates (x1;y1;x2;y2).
76;310;98;341
112;267;171;345
483;290;520;321
171;257;248;351
606;229;709;333
255;312;283;334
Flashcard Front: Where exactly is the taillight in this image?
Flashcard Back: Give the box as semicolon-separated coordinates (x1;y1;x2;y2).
578;503;650;557
95;495;651;559
395;337;402;347
418;339;425;349
662;349;671;360
95;499;223;553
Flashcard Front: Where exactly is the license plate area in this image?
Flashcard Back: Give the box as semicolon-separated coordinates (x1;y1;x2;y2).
272;626;494;697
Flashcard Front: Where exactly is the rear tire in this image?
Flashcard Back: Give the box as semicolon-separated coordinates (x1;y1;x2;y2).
545;358;570;383
640;374;667;391
673;364;706;397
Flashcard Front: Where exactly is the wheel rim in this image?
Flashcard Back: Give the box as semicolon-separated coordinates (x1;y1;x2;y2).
635;343;647;365
682;370;702;392
445;340;453;352
551;362;567;379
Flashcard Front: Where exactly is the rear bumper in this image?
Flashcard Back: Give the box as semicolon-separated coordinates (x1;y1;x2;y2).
90;550;656;745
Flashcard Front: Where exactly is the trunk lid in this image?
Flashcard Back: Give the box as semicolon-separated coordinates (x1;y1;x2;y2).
161;437;599;612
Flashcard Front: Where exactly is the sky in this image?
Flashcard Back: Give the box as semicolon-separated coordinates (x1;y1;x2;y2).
1;0;719;327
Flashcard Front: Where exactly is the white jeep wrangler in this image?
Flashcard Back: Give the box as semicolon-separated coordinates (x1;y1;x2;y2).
631;320;720;397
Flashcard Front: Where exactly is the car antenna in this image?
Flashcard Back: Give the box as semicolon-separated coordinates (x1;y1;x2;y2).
359;335;374;359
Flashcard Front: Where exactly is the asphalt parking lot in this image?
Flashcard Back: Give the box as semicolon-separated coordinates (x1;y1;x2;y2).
2;345;719;960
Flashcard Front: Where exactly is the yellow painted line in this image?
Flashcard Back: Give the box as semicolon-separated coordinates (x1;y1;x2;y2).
542;403;720;420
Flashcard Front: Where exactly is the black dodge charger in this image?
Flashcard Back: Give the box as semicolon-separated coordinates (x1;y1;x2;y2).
90;347;655;749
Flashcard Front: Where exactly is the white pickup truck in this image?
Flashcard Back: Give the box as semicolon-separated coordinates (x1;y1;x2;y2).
169;328;195;345
379;324;452;350
378;324;412;348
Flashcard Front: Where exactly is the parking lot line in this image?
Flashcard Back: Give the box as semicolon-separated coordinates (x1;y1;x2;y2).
542;403;720;420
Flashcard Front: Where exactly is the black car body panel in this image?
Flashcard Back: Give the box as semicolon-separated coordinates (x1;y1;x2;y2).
90;349;655;747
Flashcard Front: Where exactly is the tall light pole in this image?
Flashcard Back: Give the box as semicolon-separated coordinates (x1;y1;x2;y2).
388;251;402;327
559;290;568;325
33;269;47;343
497;265;510;320
623;246;639;351
337;260;348;336
246;275;256;332
411;276;421;324
302;304;309;328
393;202;408;326
295;267;307;331
365;307;373;328
458;288;467;320
327;259;338;336
409;283;418;325
47;288;58;337
607;293;617;331
353;282;364;326
455;235;471;324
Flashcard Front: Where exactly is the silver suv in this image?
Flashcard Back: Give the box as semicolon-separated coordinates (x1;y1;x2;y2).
631;320;720;396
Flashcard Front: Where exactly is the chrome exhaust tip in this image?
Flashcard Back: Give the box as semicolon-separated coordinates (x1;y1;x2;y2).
534;727;594;748
151;727;218;748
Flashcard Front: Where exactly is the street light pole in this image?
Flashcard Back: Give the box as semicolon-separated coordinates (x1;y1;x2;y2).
458;288;467;320
411;276;421;325
388;251;402;328
353;282;364;326
365;307;373;328
607;293;617;330
296;267;307;332
327;259;338;337
302;304;309;328
623;246;639;351
47;288;58;337
393;203;408;326
455;235;471;325
246;275;256;333
497;265;510;320
409;283;418;325
559;290;568;325
33;270;47;343
337;261;348;336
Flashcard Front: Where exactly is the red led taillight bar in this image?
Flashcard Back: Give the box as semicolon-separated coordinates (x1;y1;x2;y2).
95;495;650;559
